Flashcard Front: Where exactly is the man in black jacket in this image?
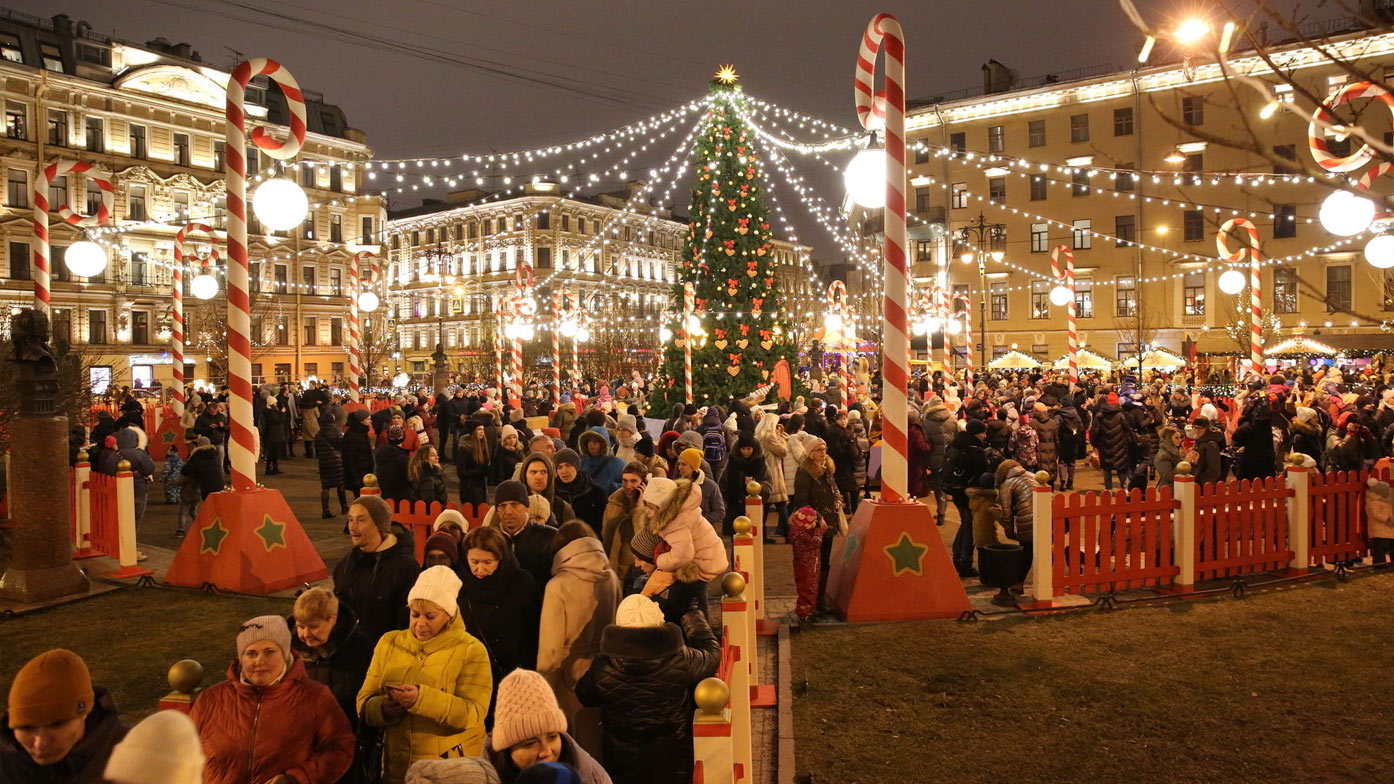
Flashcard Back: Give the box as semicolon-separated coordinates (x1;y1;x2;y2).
490;479;558;589
332;495;419;642
945;419;988;578
552;448;607;532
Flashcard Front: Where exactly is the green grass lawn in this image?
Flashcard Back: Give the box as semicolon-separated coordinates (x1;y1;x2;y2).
793;576;1393;784
1;586;291;721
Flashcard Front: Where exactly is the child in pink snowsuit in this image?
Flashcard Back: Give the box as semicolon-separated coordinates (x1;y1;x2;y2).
788;505;827;620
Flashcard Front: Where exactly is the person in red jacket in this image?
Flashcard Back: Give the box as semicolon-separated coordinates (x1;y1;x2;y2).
190;615;355;784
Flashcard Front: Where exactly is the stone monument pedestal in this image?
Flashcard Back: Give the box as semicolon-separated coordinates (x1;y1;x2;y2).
0;415;89;602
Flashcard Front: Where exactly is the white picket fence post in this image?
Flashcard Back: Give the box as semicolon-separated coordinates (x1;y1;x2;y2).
721;574;753;784
1029;477;1054;606
692;677;734;784
111;460;151;579
1284;463;1310;572
743;483;765;621
72;451;97;559
1172;467;1197;591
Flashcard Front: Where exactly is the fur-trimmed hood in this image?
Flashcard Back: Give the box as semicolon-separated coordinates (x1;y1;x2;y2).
637;477;727;582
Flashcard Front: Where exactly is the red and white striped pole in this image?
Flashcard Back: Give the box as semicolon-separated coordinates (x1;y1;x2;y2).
173;223;221;419
32;161;114;315
1050;245;1078;385
682;282;695;405
1217;219;1263;379
494;306;507;403
550;291;563;408
225;59;307;491
855;13;909;502
347;250;378;403
952;292;974;388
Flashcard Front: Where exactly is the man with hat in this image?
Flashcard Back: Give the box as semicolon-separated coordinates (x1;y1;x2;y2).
2;648;127;783
491;479;559;588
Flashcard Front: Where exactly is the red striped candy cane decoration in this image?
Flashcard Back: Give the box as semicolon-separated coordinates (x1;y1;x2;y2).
952;292;974;388
32;161;114;315
226;58;307;491
494;306;507;403
509;264;534;408
347;251;378;403
854;13;908;502
1050;245;1078;385
1217;219;1263;379
682;282;695;404
173;223;221;419
1308;81;1394;172
550;291;563;407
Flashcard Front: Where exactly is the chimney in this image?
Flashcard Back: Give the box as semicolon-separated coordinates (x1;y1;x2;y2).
51;14;74;35
981;59;1016;95
626;180;647;198
171;42;194;59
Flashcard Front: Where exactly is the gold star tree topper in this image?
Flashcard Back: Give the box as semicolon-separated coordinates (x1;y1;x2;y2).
714;64;740;85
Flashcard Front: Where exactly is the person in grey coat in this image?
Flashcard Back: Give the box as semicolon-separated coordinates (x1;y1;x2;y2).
919;396;955;525
115;427;155;532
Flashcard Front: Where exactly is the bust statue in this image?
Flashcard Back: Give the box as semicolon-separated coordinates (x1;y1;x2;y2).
10;309;60;415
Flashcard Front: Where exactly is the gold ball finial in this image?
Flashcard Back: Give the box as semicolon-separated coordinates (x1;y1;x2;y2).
117;459;132;472
1176;461;1193;476
694;677;730;714
732;516;752;536
363;473;379;488
1285;452;1308;466
1034;470;1050;485
167;659;205;693
77;449;89;463
745;480;762;497
721;571;747;598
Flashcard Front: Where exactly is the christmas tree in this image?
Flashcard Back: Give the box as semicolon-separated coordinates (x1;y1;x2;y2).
652;67;799;410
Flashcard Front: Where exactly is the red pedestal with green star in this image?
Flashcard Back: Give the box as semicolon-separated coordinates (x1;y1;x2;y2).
827;501;970;622
164;488;327;594
153;410;189;461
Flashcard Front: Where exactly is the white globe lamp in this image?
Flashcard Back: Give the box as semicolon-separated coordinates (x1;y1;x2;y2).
559;318;578;338
1365;234;1394;269
519;323;536;341
392;372;409;388
1318;189;1376;236
659;326;673;343
191;271;219;300
1217;268;1247;295
252;179;309;232
685;314;703;335
576;326;591;343
357;291;380;313
843;147;886;209
946;318;963;335
824;312;845;334
1048;285;1072;307
65;240;108;278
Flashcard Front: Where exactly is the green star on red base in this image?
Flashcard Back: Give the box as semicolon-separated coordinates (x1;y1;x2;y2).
883;532;928;577
199;518;228;555
255;515;287;552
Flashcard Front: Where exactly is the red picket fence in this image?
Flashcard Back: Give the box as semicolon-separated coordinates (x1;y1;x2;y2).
1194;476;1294;581
86;471;120;558
1051;487;1180;595
387;499;492;563
1308;469;1368;566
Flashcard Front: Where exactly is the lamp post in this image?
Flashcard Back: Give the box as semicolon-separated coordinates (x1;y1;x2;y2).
173;223;221;420
956;213;1005;373
34;161;114;314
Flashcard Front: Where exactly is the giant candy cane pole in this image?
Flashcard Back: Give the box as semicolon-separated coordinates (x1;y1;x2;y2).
682;282;695;405
952;292;974;388
494;306;507;402
550;292;563;407
508;264;534;408
173;223;221;419
854;13;908;502
346;251;378;403
1050;245;1078;385
225;59;307;491
33;161;114;315
1217;219;1264;379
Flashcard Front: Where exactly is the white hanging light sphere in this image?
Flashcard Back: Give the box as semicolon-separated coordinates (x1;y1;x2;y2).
519;323;536;341
1217;268;1247;295
1365;234;1394;268
191;272;219;300
1048;285;1072;307
1318;189;1376;236
912;320;928;336
946;318;963;335
392;372;409;388
252;178;309;231
65;240;108;278
824;313;845;334
503;322;519;340
926;317;943;333
685;314;703;334
843;147;886;208
576;326;591;343
659;326;673;343
559;318;578;338
357;291;380;313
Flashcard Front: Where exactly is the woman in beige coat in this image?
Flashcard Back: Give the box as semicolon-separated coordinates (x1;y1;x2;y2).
754;412;790;539
537;521;622;757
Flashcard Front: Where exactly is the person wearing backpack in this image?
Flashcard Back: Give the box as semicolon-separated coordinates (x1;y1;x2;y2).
698;408;729;481
944;419;989;578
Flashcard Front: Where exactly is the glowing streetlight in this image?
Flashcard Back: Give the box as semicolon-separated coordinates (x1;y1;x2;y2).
1318;189;1376;236
1218;268;1247;295
1048;285;1072;307
357;290;380;313
1174;18;1210;46
251;178;309;231
191;267;219;300
843;143;886;209
1365;233;1394;268
64;240;108;278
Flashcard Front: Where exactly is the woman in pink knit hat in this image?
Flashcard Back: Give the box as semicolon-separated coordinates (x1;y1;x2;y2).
485;669;609;784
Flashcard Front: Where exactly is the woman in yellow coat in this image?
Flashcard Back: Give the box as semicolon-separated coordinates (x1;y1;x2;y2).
357;565;492;783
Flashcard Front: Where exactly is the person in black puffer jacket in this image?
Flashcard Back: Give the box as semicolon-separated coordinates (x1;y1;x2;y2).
825;411;861;513
1089;393;1134;491
720;432;770;533
332;496;419;643
552;448;608;532
575;594;720;784
457;525;541;723
180;437;225;499
289;588;375;746
945;421;988;577
341;409;375;496
316;412;348;519
1233;396;1277;481
372;426;413;503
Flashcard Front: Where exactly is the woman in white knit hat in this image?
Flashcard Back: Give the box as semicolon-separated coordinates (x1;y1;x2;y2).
485;669;610;784
105;711;204;784
358;566;493;784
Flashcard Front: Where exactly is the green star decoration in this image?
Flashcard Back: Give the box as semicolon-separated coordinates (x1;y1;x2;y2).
255;515;287;552
883;532;929;577
842;529;862;565
199;518;228;555
161;429;176;444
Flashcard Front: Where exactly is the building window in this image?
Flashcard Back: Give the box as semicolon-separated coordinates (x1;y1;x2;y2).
302;265;316;295
949;132;965;152
9;241;29;280
1182;153;1203;174
77;42;109;66
361;216;374;244
246;145;259;176
7;169;27;208
1182;96;1204;125
1071;169;1089;197
987;125;1004;153
47;109;67;146
1183;272;1206;315
990;282;1008;320
213;140;225;172
1183;209;1204;241
1113;107;1134;136
38;42;63;72
1028;120;1045;147
276;316;288;345
1115;214;1136;247
173;132;190;166
172;190;189;218
915;187;930;213
537;212;551;230
302;216;316;241
1031;280;1050;319
1069;113;1089;142
274;264;287;293
52;245;69;283
1072;219;1092;250
0;34;21;63
304;317;318;346
1272;144;1296;174
913;145;928;164
1326;265;1352;312
1074;279;1094;318
129;124;147;159
81;118;103;154
916;239;933;261
1274;204;1296;239
330;213;343;243
330;268;342;296
331;317;343;345
1116;275;1137;317
951;182;968;209
132;311;149;345
536;247;553;269
1030;222;1049;252
301;163;316;188
1274;266;1298;313
1025;176;1046;202
48;175;67;212
130;252;148;286
329;165;342;192
988;177;1006;204
88;186;106;218
5;101;27;140
88;310;107;345
1116;165;1136;192
124;185;146;222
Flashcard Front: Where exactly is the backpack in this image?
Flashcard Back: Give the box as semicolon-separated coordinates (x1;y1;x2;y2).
702;427;727;466
943;442;970;490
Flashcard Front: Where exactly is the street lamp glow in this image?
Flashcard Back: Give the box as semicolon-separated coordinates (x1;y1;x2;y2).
843;146;885;209
1365;233;1394;268
251;178;309;231
945;318;962;335
1048;285;1071;307
659;326;673;343
1318;189;1376;236
685;314;703;334
1218;268;1247;295
392;372;409;388
1174;18;1210;46
575;326;591;343
559;318;578;338
64;240;108;278
191;271;219;300
357;291;380;313
824;313;845;334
